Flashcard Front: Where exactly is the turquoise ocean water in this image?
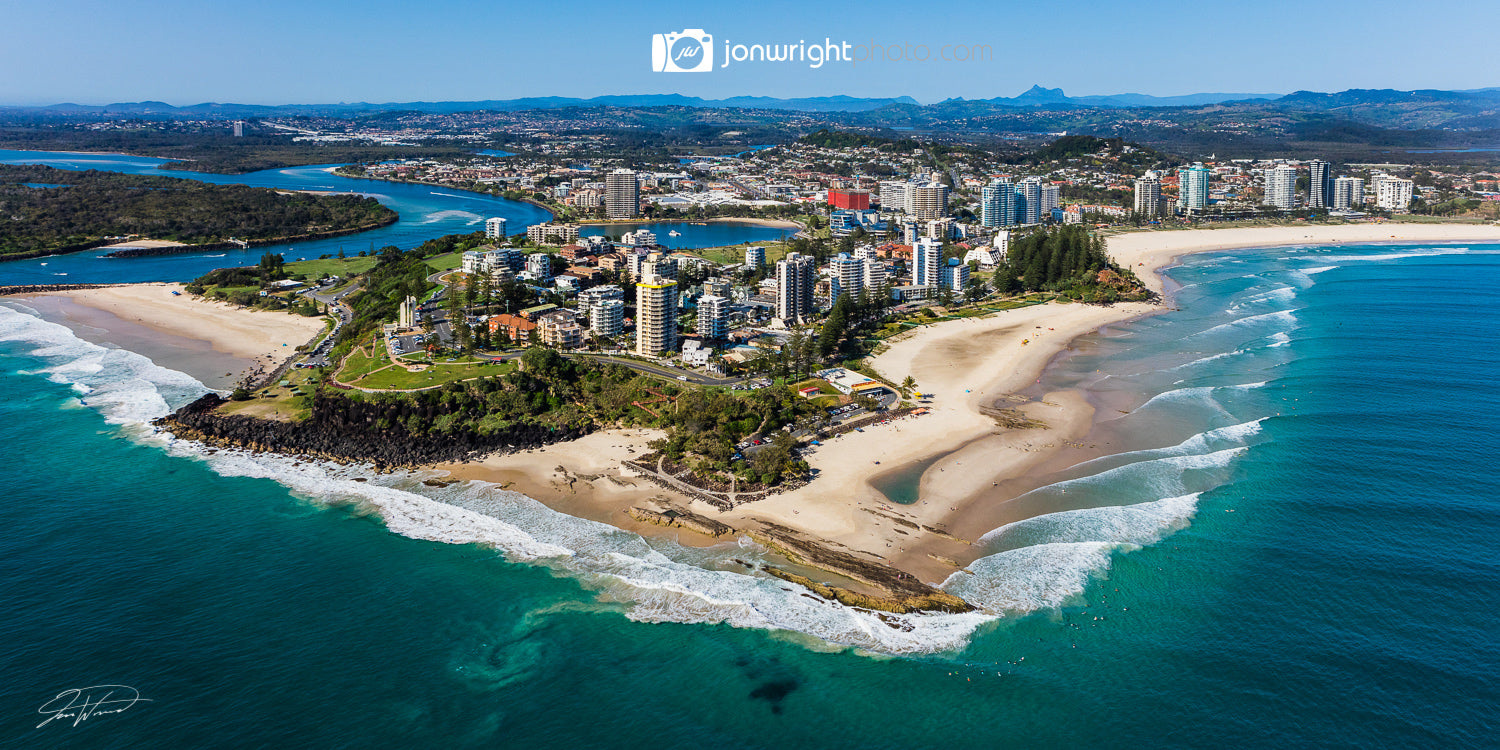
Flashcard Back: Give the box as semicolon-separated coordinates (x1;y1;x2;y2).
0;156;1496;744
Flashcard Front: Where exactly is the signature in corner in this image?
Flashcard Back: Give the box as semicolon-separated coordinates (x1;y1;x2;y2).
37;685;151;728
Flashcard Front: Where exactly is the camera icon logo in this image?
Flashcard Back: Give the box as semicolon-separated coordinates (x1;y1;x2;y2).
651;29;713;73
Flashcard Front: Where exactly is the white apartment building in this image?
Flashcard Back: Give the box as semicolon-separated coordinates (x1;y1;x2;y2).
635;277;679;356
862;257;887;289
776;252;815;323
485;216;507;239
913;237;943;288
879;180;908;213
908;182;950;220
696;294;729;339
605;169;640;219
942;260;971;293
1375;175;1414;210
1134;173;1162;217
829;253;865;300
591;298;624;338
1333;176;1366;210
1017;177;1043;224
1265;165;1298;209
526;253;553;281
744;245;766;269
1040;182;1061;216
527;223;580;245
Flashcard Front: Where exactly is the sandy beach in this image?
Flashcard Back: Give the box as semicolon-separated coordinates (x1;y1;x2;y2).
1104;222;1500;295
21;283;327;385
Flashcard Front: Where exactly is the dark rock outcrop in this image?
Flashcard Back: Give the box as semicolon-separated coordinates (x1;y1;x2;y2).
155;393;592;468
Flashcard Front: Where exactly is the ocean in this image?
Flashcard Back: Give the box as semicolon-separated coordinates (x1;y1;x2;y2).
2;230;1498;745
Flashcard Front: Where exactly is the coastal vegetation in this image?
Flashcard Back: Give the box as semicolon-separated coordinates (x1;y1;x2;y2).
0;164;396;259
990;225;1153;302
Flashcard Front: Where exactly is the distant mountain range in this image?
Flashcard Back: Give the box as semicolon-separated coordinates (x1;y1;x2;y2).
946;85;1283;108
7;86;1500;118
8;94;922;117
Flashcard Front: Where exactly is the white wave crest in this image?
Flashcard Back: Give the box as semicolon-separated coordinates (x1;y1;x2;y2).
945;494;1202;615
178;450;998;654
1321;247;1468;263
1009;446;1247;511
1227;285;1297;312
0;304;207;424
1133;381;1266;415
979;493;1201;549
942;542;1127;615
1187;309;1297;341
1069;418;1265;475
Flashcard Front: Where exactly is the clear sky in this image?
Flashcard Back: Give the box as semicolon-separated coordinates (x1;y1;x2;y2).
3;0;1496;105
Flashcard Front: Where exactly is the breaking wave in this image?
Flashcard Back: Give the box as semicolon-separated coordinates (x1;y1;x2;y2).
945;494;1201;614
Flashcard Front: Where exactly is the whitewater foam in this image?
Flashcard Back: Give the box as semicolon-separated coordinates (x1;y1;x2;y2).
1069;418;1266;475
944;494;1204;615
1187;309;1297;341
1007;446;1247;513
1227;285;1297;313
978;493;1201;549
0;304;207;424
1132;381;1266;417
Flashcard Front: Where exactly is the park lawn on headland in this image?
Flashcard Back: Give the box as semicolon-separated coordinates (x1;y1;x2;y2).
218;366;323;421
335;337;393;383
353;358;512;390
285;256;378;279
424;252;465;272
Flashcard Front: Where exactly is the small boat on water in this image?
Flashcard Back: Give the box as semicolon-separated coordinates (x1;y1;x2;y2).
668;230;682;237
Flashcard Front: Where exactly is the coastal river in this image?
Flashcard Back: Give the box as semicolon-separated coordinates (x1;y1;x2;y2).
0;149;796;285
1;195;1497;742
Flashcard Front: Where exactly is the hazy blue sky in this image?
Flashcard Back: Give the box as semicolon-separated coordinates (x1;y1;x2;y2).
3;0;1496;105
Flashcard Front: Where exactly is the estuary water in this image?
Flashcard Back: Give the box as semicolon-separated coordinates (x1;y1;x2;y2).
0;149;795;285
0;224;1496;742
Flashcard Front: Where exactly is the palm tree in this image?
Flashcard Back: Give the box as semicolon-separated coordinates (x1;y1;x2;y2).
900;376;916;398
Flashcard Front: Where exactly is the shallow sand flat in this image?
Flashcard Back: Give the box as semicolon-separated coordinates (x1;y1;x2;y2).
432;429;735;547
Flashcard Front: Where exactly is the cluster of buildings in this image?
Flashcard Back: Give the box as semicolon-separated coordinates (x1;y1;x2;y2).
1150;159;1423;216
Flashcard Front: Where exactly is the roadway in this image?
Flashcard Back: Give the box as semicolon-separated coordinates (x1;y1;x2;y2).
300;281;360;367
